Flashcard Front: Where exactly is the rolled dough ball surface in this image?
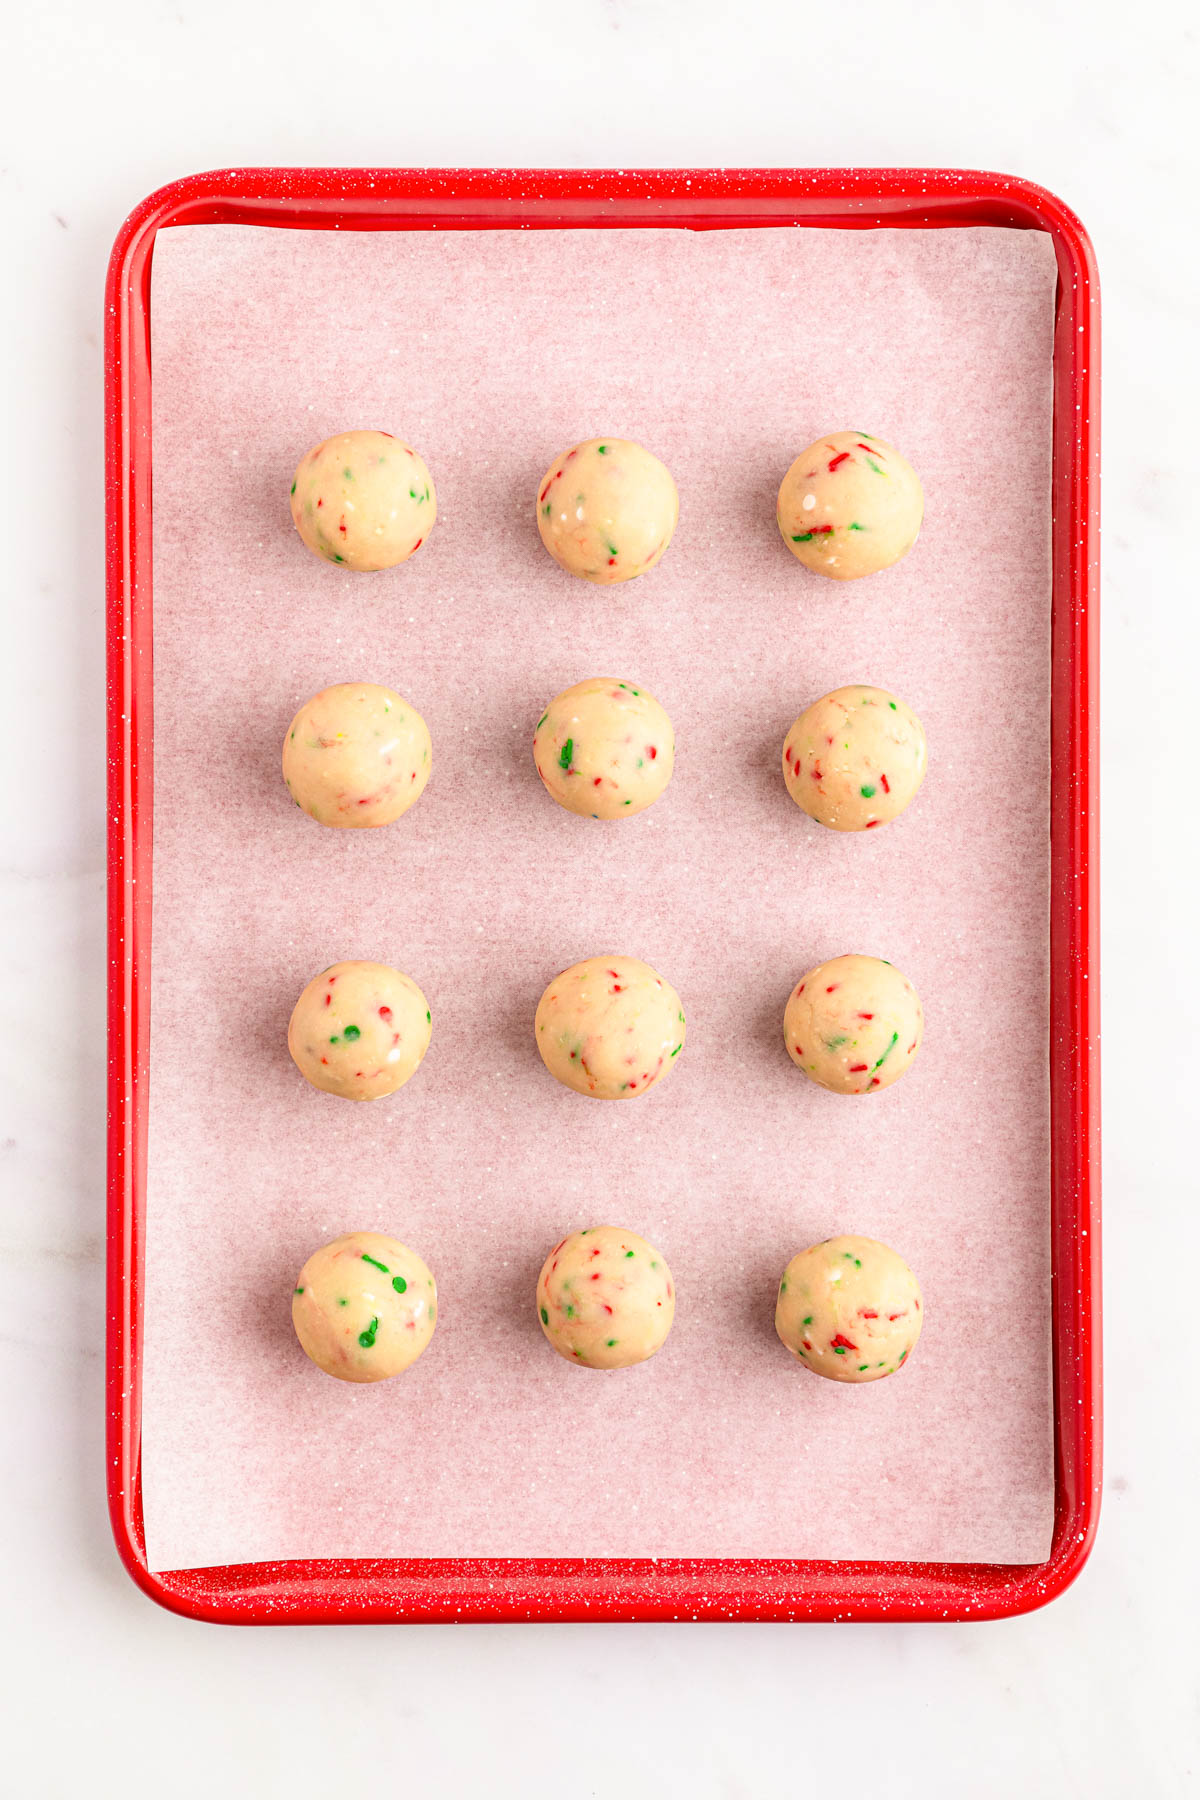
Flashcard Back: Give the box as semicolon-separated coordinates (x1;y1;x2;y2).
533;678;675;818
289;960;431;1101
536;437;678;583
777;431;922;580
283;682;432;828
782;684;926;831
537;1226;675;1368
775;1234;922;1382
292;1231;437;1383
534;954;685;1099
290;430;435;570
784;954;922;1094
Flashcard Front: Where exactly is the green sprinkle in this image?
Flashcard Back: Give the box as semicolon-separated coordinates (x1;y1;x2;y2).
607;544;618;557
343;1024;361;1041
392;1275;407;1294
606;1339;617;1348
329;1035;339;1044
848;520;864;531
343;466;354;479
792;531;814;543
559;738;573;770
565;1305;575;1319
877;1360;885;1367
899;1350;908;1364
333;553;344;563
889;701;897;710
670;1043;681;1056
598;444;608;454
543;502;551;516
290;731;295;740
873;1031;900;1070
540;1306;549;1325
860;784;876;798
625;1250;635;1259
866;457;884;476
290;481;296;495
779;1278;788;1293
338;1298;348;1307
832;1345;847;1355
803;1315;813;1325
294;1286;304;1294
825;1034;848;1050
536;712;548;730
409;487;418;498
650;1261;659;1269
636;756;644;768
362;1253;390;1273
426;1009;431;1023
624;799;631;805
358;1316;379;1349
859;1364;870;1371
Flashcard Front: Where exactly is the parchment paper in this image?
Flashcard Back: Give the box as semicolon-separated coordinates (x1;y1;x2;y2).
142;220;1057;1572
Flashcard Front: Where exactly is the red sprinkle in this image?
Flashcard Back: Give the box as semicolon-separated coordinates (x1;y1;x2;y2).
825;984;839;993
648;745;657;759
880;773;891;793
593;777;603;786
859;1309;879;1319
412;538;422;551
865;819;880;829
316;498;323;508
849;1063;869;1073
856;443;877;454
828;451;851;472
830;1333;858;1351
539;480;552;502
379;1006;392;1020
797;984;805;995
857;1012;874;1020
888;1312;906;1322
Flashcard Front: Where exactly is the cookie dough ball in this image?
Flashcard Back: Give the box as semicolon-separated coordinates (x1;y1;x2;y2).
283;682;432;828
288;960;431;1101
536;437;678;583
775;1235;922;1382
784;954;922;1094
290;430;435;570
533;678;675;819
537;1226;675;1369
292;1231;437;1383
777;431;922;580
534;955;685;1099
783;685;926;831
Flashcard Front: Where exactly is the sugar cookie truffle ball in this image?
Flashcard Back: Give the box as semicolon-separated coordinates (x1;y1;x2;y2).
282;682;432;828
536;437;678;583
290;429;435;570
288;960;431;1101
784;954;922;1094
775;1235;923;1382
777;431;923;580
537;1226;675;1369
782;684;926;831
533;677;675;819
534;954;685;1099
292;1231;437;1383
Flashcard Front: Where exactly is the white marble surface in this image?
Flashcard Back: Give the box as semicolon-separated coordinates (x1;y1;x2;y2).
3;1;1197;1793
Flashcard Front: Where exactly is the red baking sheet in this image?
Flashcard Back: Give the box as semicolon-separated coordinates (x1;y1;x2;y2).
105;167;1100;1623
